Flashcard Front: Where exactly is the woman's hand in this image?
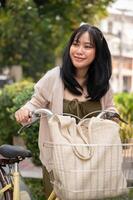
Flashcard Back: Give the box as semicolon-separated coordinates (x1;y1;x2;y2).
15;108;32;124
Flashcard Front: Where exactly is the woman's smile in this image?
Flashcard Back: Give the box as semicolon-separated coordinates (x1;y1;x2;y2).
73;56;85;62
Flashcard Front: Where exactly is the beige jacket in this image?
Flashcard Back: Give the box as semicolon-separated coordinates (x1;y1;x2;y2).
23;66;116;170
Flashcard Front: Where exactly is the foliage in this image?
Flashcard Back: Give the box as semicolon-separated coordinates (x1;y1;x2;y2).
33;0;115;55
114;93;133;142
0;80;34;146
11;83;41;165
21;123;41;165
0;80;40;166
24;178;45;200
0;0;114;80
0;0;55;80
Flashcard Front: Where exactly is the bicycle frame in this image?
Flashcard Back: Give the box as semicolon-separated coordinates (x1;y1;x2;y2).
13;163;20;200
0;162;20;200
47;190;57;200
0;166;12;198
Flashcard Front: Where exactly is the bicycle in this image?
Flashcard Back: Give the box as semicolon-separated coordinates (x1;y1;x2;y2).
16;109;133;200
0;144;32;200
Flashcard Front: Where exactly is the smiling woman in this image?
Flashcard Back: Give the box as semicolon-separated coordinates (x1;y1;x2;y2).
61;24;112;102
15;24;117;198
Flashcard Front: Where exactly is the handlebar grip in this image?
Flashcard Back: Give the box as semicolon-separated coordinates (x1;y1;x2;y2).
17;109;53;135
33;108;53;117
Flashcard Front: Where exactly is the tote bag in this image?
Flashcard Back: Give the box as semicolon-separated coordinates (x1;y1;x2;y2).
48;114;128;200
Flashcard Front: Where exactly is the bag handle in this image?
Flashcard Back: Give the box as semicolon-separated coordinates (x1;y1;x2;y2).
63;113;81;121
63;110;101;123
61;120;93;160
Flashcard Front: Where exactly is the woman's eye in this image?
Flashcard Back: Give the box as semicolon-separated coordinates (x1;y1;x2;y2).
72;42;79;46
84;45;93;49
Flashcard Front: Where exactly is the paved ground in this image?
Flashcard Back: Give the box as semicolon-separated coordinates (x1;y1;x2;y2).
19;158;43;200
12;137;42;179
19;158;43;179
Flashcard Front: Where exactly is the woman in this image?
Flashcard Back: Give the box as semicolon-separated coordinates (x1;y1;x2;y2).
15;24;117;198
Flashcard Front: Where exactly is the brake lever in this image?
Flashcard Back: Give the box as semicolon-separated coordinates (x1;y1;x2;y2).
17;114;40;135
99;111;128;124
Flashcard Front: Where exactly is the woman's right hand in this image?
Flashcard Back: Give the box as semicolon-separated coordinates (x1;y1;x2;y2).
15;108;32;124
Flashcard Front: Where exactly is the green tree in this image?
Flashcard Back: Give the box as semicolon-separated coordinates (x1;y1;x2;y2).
33;0;115;55
0;0;54;80
0;0;114;80
114;93;133;142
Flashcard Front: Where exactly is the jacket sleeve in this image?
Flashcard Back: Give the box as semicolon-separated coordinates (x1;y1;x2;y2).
21;66;61;112
22;83;49;111
101;86;118;112
22;71;54;111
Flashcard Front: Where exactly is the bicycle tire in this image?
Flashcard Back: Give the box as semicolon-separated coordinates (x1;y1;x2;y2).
0;166;12;200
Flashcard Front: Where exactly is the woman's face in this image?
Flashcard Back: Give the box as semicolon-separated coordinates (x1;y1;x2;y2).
70;32;96;71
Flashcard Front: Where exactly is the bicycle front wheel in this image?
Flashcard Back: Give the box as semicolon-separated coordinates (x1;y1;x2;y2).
0;166;12;200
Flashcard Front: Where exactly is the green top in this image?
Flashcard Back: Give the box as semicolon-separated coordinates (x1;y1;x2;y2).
63;98;101;121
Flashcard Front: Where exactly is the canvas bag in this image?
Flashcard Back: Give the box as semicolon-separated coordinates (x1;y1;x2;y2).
48;114;128;200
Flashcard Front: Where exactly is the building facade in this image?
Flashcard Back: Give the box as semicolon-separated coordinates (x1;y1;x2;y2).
99;0;133;93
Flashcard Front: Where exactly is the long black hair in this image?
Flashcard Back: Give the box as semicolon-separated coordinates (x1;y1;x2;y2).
60;24;112;100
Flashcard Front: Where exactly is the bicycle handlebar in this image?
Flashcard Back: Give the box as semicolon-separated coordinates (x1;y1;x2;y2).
17;109;127;135
33;108;53;117
17;108;53;135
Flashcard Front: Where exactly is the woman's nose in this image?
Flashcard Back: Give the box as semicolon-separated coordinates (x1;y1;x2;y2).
76;46;84;54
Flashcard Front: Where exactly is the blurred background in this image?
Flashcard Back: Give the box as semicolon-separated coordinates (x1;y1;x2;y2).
0;0;133;93
0;0;133;199
100;0;133;93
0;0;133;92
